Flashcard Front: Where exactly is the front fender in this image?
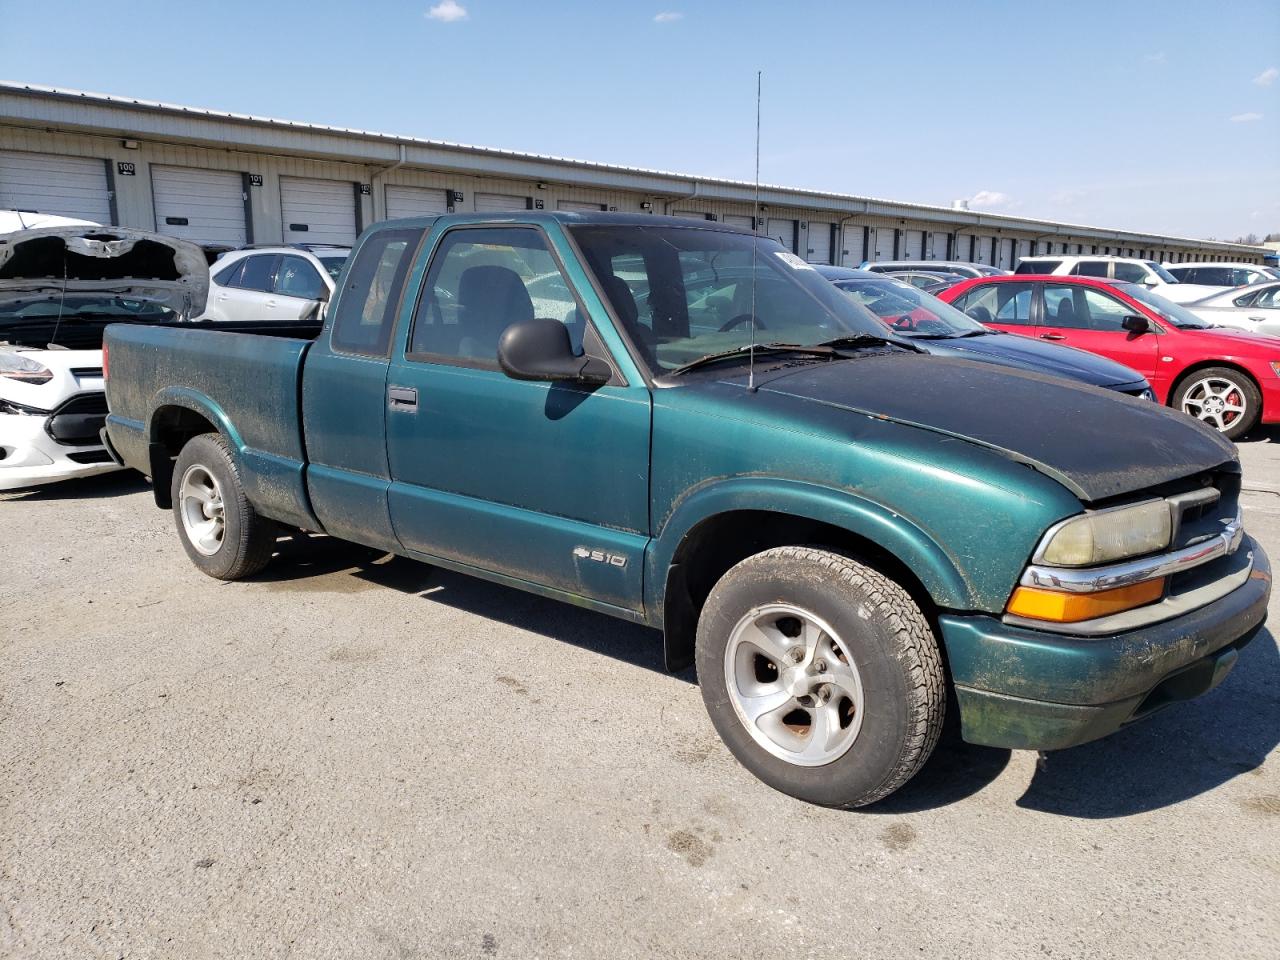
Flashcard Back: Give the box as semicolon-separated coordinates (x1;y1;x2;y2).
644;476;974;621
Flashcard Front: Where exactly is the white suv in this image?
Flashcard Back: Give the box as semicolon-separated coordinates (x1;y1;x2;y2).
1013;255;1222;303
201;245;349;323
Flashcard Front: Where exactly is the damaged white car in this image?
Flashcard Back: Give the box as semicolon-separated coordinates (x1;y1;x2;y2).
0;225;207;490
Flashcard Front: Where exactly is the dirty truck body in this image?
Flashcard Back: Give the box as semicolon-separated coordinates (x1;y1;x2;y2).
104;212;1270;808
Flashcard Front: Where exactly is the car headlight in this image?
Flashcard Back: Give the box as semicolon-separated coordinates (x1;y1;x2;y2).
0;353;53;384
1270;361;1280;378
1035;500;1172;567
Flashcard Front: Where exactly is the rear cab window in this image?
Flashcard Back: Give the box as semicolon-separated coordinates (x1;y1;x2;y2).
329;228;424;357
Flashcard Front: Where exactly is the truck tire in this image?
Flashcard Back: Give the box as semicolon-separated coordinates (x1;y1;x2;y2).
170;433;278;580
1171;367;1260;441
695;546;945;808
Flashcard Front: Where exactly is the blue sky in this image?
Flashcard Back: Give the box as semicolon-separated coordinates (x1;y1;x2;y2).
2;0;1277;239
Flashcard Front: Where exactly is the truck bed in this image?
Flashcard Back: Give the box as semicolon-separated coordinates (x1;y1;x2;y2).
104;321;322;529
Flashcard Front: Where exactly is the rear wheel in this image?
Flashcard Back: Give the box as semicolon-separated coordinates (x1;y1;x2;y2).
695;546;946;808
1172;367;1260;440
171;433;277;580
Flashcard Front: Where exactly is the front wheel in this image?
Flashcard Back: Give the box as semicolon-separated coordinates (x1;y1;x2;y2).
1172;367;1261;440
171;433;278;580
696;546;946;808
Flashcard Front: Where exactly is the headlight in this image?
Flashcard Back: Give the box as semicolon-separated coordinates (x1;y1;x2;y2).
0;353;53;384
1036;500;1172;567
1270;361;1280;378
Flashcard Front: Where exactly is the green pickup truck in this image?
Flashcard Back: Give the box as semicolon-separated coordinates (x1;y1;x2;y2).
103;212;1269;808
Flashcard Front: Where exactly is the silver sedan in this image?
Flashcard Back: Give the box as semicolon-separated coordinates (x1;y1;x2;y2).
1184;281;1280;336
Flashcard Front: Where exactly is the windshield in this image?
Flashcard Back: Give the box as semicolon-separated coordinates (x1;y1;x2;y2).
1145;261;1179;283
974;265;1007;276
570;225;892;373
1115;282;1213;328
832;278;987;337
317;255;347;280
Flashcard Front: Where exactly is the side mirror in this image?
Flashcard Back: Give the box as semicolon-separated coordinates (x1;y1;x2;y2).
498;317;611;386
316;285;331;302
1122;314;1150;334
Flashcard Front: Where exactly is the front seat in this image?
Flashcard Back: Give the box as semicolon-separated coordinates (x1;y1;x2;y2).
600;273;656;357
456;265;534;360
1056;297;1077;327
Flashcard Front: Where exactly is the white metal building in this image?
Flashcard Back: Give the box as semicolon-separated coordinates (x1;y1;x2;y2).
0;82;1265;266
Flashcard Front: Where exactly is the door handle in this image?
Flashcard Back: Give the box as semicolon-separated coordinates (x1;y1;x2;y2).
388;386;418;411
1040;333;1067;341
266;299;278;307
1249;316;1266;322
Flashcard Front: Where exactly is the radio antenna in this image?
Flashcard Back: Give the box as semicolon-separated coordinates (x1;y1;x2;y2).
749;69;761;392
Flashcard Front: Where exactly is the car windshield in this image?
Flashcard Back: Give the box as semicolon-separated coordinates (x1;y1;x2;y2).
317;256;347;280
1145;261;1179;283
1115;282;1213;328
974;265;1006;276
832;278;987;337
570;224;894;373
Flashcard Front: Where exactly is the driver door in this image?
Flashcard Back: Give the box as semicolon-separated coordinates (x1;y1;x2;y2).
1035;283;1159;381
384;223;652;613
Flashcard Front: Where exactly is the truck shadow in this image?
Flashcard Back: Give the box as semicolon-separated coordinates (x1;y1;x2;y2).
255;532;676;678
1014;627;1280;818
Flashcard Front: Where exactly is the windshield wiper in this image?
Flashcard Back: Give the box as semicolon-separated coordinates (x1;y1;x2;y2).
667;342;848;376
816;333;922;352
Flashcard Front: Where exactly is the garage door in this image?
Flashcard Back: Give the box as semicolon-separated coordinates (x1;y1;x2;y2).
475;192;529;212
767;218;797;252
901;230;924;260
840;225;865;266
722;214;754;231
972;235;994;264
386;184;448;219
559;199;607;212
929;232;949;261
805;223;832;263
151;166;246;246
280;177;357;245
870;227;895;261
997;238;1014;270
0;150;112;224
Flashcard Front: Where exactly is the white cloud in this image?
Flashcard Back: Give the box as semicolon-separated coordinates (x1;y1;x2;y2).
1143;51;1166;64
1253;66;1278;87
653;11;684;23
1229;112;1264;123
426;1;468;22
967;190;1011;209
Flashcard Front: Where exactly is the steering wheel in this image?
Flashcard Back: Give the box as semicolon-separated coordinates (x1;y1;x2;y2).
889;315;917;331
719;313;768;333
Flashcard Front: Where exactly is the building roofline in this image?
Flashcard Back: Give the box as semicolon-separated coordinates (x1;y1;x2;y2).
0;80;1266;255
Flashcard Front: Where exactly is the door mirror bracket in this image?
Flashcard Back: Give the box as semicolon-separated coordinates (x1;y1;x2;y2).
498;317;610;386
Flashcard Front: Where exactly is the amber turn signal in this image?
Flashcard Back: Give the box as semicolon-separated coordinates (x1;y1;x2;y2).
1006;578;1166;623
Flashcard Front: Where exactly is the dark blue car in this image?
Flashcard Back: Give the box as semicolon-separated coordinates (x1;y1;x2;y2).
816;267;1153;399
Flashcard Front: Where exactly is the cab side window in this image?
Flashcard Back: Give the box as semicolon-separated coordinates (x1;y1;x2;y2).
1070;260;1109;278
1112;262;1148;283
237;255;278;292
1079;289;1135;331
1042;285;1090;329
953;283;1032;326
330;228;424;357
409;227;584;365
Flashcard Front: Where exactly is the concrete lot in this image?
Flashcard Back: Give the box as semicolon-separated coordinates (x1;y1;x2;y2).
3;439;1279;960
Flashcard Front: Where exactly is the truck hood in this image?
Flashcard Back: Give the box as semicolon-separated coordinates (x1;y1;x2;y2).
0;226;209;329
913;331;1146;390
745;353;1235;502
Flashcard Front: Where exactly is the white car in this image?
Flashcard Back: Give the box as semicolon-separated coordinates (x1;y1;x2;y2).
201;245;348;323
1183;281;1280;337
1013;254;1222;303
1164;261;1280;287
0;225;207;490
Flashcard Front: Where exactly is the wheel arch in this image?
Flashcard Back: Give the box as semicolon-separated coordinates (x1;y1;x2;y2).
649;479;972;672
147;389;242;509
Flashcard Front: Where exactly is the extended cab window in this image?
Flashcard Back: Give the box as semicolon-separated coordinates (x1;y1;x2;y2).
409;227;583;365
330;228;423;357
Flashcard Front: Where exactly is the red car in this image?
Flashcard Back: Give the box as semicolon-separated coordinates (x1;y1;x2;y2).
939;275;1280;440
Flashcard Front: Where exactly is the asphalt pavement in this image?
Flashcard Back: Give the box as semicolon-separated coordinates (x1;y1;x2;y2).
2;435;1278;959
